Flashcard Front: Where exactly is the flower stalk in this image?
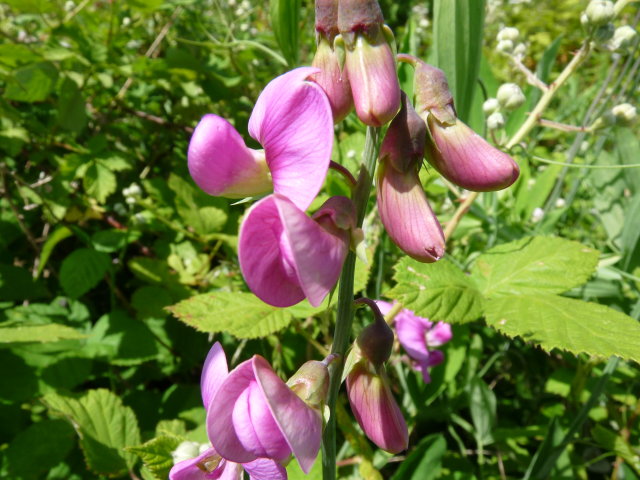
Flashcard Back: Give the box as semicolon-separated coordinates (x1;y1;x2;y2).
322;126;380;480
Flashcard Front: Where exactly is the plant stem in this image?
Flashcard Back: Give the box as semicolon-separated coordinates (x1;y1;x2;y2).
322;126;380;480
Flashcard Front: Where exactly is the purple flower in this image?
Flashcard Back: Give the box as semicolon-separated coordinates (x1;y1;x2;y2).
376;92;445;263
239;194;357;307
377;301;452;383
169;343;287;480
188;67;333;211
398;55;519;192
206;346;326;475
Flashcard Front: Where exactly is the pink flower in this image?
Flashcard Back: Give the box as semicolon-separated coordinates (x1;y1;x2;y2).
239;194;356;308
169;343;287;480
377;301;452;383
188;67;333;211
206;346;325;475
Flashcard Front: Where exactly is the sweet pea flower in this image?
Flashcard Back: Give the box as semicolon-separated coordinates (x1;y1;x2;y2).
188;67;333;211
169;343;287;480
239;194;357;308
377;301;452;383
398;55;519;192
207;346;327;475
376;92;445;263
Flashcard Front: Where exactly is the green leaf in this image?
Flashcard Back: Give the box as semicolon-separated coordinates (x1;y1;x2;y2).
60;248;110;298
57;77;87;132
0;322;86;346
390;434;446;480
484;294;640;363
37;225;73;277
592;425;640;475
270;0;301;66
127;435;182;480
5;419;76;479
0;264;46;301
287;451;322;479
432;0;485;122
83;162;117;204
386;258;483;323
0;350;39;401
92;229;140;253
168;291;294;339
43;389;141;476
169;174;228;236
4;62;58;102
471;236;599;298
469;377;497;445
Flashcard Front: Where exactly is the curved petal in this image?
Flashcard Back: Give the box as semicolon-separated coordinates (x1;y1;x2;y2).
243;458;287;480
377;158;445;263
276;195;351;307
238;195;306;307
201;342;229;409
188;114;272;198
219;462;244;480
170;447;230;480
425;322;453;347
395;311;430;362
249;68;333;211
375;300;394;317
207;360;260;464
169;453;209;480
253;356;323;474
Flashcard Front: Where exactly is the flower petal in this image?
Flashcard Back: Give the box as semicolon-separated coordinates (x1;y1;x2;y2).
243;458;287;480
425;322;453;347
201;342;229;409
248;68;333;211
169;447;234;480
394;310;430;362
169;453;209;480
188;114;271;198
253;355;323;474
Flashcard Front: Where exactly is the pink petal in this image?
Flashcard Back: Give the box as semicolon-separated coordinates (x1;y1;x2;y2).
170;447;240;480
201;342;229;409
426;322;453;347
253;356;323;474
169;452;210;480
218;462;244;480
375;300;394;317
188;114;271;198
243;458;287;480
395;311;430;362
248;68;333;211
238;195;306;308
311;39;353;123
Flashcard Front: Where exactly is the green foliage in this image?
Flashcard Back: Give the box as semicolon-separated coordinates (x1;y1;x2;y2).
127;435;183;480
59;248;110;298
270;0;302;66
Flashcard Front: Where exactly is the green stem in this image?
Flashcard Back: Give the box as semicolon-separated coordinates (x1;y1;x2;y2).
322;126;381;480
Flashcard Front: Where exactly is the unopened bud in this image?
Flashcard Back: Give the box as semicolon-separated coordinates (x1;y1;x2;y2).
487;112;505;130
287;360;330;411
611;103;637;125
497;83;525;110
482;98;500;115
610;25;637;50
593;22;615;43
497;26;519;42
585;1;615;27
496;39;514;53
355;298;395;367
513;42;527;59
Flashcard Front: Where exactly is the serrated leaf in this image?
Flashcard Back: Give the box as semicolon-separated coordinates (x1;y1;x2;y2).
83;162;117;204
4;62;58;102
127;435;182;480
0;323;86;346
60;248;110;298
168;292;294;339
471;236;599;298
43;389;141;476
484;294;640;363
386;258;483;323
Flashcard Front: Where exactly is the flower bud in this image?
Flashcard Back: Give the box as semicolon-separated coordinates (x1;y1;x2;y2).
355;298;395;368
611;103;637;125
287;360;330;411
172;441;201;464
497;83;525;110
496;39;514;53
513;42;527;60
398;54;519;192
497;26;519;42
593;22;615;43
482;98;500;115
585;1;615;26
338;0;400;126
376;92;445;263
346;361;409;453
609;25;637;50
315;0;339;39
487;112;505;130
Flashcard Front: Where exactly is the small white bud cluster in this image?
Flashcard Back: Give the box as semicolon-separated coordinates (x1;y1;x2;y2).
122;183;142;205
607;25;637;51
496;26;527;60
584;1;615;27
610;103;637;125
411;4;430;38
483;83;526;130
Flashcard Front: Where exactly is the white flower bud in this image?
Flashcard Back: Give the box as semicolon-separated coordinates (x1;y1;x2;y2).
122;17;131;27
555;198;566;208
585;1;615;27
487;112;505;130
496;39;514;53
497;27;519;42
172;441;200;464
611;103;637;125
513;42;527;59
483;98;500;115
497;83;526;110
610;25;637;50
531;207;544;223
64;1;75;11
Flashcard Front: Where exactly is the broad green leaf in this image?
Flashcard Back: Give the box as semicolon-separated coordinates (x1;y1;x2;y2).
287;451;322;480
469;377;497;445
0;323;85;346
169;174;228;236
0;264;46;301
5;419;75;479
0;350;38;401
168;291;294;339
83;162;117;204
471;236;599;298
432;0;485;122
60;248;110;298
270;0;301;66
127;435;182;480
484;294;640;363
386;258;483;323
92;229;140;253
390;435;446;480
4;62;58;102
57;77;87;132
43;389;141;476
